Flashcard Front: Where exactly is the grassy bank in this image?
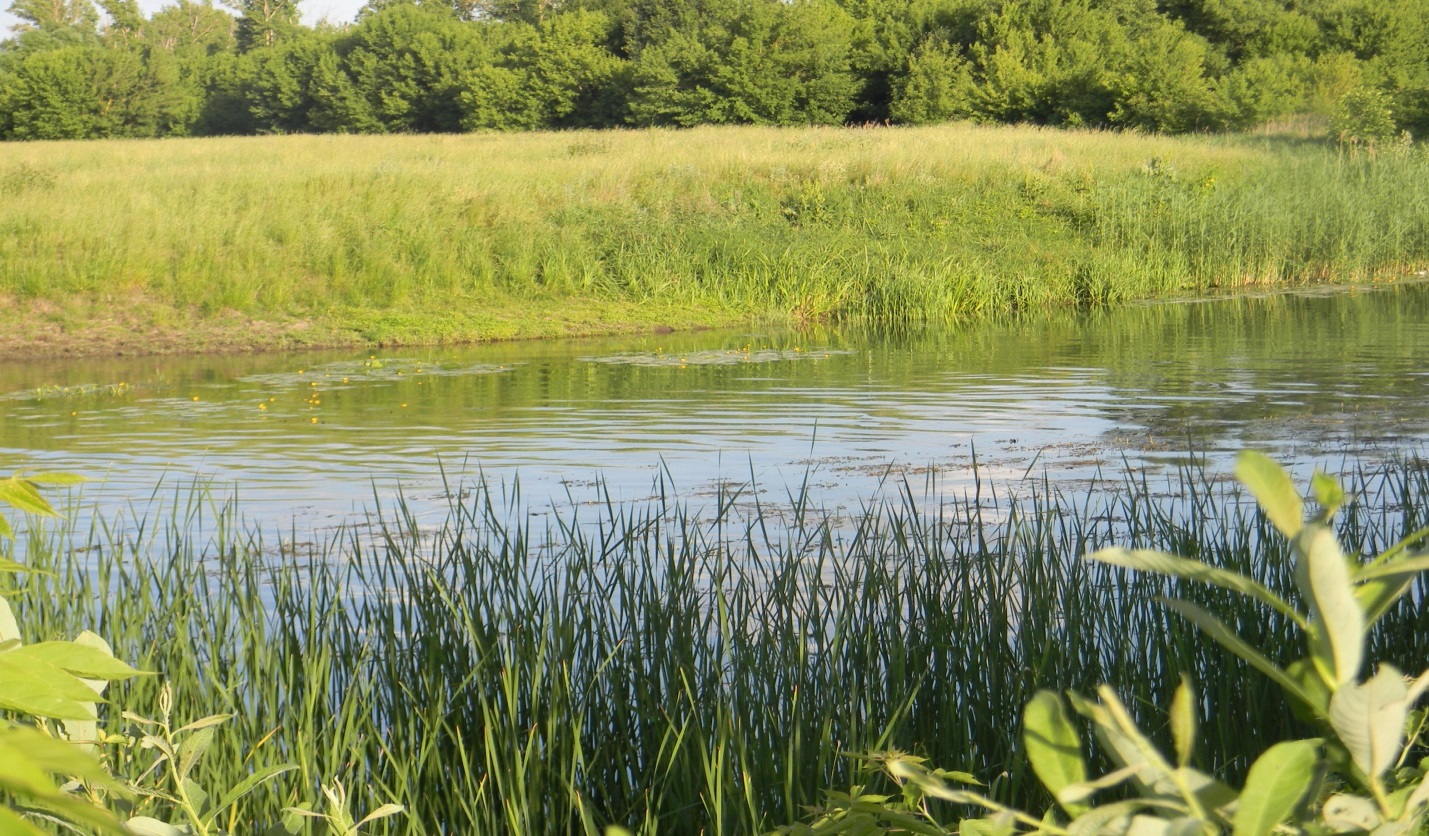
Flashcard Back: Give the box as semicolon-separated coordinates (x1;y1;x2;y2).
6;457;1429;832
2;124;1428;358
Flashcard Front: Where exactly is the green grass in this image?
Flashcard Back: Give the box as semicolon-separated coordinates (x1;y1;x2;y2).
1;125;1427;356
5;456;1429;833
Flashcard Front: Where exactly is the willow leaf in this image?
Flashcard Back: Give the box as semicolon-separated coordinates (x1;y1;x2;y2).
1024;690;1088;815
1232;739;1319;836
1089;548;1304;627
1235;452;1303;539
1329;665;1407;779
1296;526;1363;688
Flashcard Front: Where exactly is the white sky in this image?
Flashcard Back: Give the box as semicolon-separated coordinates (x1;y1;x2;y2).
1;0;366;39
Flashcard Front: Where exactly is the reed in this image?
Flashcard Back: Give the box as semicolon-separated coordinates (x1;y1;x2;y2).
2;124;1427;355
3;455;1427;833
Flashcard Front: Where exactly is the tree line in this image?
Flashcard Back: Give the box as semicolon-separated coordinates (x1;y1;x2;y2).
1;0;1426;140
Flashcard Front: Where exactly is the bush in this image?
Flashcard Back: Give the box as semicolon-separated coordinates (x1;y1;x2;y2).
1331;87;1400;148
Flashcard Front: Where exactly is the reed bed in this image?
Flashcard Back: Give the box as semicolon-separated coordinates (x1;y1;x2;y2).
5;456;1429;833
2;125;1428;351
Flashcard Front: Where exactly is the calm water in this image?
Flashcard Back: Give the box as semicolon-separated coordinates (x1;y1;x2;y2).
3;282;1428;532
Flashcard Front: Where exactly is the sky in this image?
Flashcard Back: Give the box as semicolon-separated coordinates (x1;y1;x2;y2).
0;0;367;39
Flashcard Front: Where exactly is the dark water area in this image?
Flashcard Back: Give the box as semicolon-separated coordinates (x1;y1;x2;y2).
3;281;1427;533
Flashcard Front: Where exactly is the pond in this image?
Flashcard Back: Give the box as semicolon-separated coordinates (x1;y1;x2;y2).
3;281;1428;533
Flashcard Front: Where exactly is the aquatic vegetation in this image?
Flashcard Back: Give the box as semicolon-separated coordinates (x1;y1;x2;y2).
3;454;1427;832
789;453;1429;835
1;476;407;834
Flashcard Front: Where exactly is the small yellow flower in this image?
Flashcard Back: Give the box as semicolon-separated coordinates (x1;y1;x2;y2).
311;417;318;424
191;396;199;401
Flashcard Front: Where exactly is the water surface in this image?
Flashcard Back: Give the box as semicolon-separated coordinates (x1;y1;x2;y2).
3;282;1427;531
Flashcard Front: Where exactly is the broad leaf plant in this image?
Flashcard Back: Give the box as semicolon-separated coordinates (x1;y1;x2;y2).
784;452;1429;836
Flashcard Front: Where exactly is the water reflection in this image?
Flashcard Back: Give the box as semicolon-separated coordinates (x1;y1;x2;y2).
2;282;1427;530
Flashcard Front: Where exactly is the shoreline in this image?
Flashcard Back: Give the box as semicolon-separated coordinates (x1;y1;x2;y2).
0;295;753;361
5;125;1426;363
6;273;1426;363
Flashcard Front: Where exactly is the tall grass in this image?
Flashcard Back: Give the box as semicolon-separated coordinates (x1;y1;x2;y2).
2;125;1427;351
5;456;1429;833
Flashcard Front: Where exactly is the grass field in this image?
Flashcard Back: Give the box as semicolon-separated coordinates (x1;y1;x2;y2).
7;457;1429;832
2;124;1428;357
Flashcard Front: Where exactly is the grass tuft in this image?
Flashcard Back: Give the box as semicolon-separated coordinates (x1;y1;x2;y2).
5;455;1428;832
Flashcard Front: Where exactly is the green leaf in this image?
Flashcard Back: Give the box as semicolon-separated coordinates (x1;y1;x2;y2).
1285;658;1332;722
0;478;58;517
267;803;310;836
1355;575;1416;629
0;559;46;576
356;804;406;828
1320;794;1381;831
1024;690;1088;815
183;777;210;820
1161;599;1317;710
1066;800;1150;836
0;598;19;645
173;714;233;735
960;818;1017;836
1176;766;1238;812
1356;555;1429;583
0;725;123;789
1232;739;1320;836
206;763;297;824
932;768;981;785
1329;664;1407;779
1057;764;1141;805
1077;687;1192;802
1235;452;1303;539
0;512;12;540
10;641;144;681
1128;816;1204;836
0;654;103;720
0;727;128;833
71;631;115;694
176;726;215;782
1088;548;1305;627
1169;676;1196;769
1295;525;1363;688
1409;669;1429;705
127;816;193;836
1310;471;1345;519
1360;524;1429;575
0;804;48;836
59;640;106;749
21;473;88;486
1404;771;1429;817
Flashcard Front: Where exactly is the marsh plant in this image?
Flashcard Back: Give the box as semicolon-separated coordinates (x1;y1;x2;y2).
788;452;1429;835
0;472;403;835
5;455;1429;832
